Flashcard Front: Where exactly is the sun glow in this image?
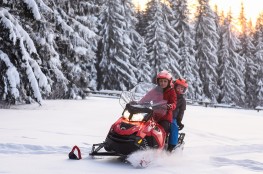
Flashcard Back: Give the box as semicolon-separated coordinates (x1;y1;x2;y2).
132;0;168;11
132;0;263;29
132;0;148;11
209;0;263;27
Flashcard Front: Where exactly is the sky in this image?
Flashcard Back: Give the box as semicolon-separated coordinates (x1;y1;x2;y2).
132;0;263;26
0;95;263;173
201;0;262;25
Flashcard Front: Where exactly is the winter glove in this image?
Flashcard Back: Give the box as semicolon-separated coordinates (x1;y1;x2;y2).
178;123;184;130
177;119;184;130
167;104;172;110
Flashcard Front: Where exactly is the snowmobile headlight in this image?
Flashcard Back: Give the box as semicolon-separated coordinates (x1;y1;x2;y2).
123;110;148;122
123;110;131;120
131;113;148;121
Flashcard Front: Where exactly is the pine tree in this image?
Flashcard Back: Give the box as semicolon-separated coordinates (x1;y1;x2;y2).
32;0;69;99
52;0;99;98
122;0;151;83
0;0;99;103
194;0;219;102
0;2;51;104
161;2;182;78
254;13;263;107
169;0;203;100
97;0;138;90
217;12;245;105
136;39;152;82
135;9;148;37
144;0;169;76
144;0;180;78
238;2;257;107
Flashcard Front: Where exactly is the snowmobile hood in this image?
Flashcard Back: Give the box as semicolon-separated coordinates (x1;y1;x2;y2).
112;118;141;136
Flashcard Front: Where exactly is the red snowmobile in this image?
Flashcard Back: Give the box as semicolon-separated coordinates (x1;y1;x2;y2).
89;83;185;157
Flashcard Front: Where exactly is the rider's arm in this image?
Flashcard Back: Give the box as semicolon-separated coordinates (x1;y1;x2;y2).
168;88;177;110
176;98;186;121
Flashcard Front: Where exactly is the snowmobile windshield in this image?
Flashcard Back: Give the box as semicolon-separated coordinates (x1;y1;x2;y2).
119;82;168;120
120;82;167;106
119;82;157;107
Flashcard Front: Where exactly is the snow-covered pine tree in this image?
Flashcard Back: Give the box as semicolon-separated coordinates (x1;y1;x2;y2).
144;0;181;78
216;11;245;106
194;0;219;103
122;0;151;83
161;1;181;78
52;0;99;99
0;0;99;103
136;39;152;82
97;0;138;90
0;3;51;104
144;0;169;76
135;8;148;37
30;0;69;99
238;3;257;107
254;13;263;107
169;0;202;101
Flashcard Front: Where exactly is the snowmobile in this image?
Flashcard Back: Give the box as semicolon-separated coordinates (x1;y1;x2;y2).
89;82;185;157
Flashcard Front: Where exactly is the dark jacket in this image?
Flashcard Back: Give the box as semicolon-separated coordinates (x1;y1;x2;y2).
172;94;186;122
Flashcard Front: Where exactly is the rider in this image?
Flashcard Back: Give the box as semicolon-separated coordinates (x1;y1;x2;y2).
155;70;177;134
167;78;188;152
139;70;176;135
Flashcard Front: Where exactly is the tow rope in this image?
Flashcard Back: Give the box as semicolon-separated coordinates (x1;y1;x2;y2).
68;145;82;160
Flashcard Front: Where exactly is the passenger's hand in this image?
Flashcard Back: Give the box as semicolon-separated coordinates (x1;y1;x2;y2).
178;122;184;130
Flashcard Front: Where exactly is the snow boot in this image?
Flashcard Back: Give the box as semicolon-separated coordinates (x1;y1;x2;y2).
167;144;176;152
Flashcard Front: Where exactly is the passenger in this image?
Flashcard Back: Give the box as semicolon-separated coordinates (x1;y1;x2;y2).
167;78;188;152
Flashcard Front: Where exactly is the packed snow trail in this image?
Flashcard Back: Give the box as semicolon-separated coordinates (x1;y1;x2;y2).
0;98;262;174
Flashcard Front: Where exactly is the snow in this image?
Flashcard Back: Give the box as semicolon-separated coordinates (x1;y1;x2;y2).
255;106;263;110
0;96;263;174
23;0;41;20
0;50;20;98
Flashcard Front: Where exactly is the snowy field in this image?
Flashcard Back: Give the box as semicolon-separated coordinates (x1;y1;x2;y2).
0;96;263;174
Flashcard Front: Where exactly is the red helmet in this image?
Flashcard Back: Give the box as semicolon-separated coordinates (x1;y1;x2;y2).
156;70;172;81
174;78;188;88
174;78;188;94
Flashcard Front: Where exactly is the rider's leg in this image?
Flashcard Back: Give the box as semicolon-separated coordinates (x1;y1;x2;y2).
167;118;179;151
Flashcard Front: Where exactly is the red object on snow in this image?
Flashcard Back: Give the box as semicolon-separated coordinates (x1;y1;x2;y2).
68;145;82;160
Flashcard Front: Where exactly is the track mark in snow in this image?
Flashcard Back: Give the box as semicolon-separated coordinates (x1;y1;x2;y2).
21;136;37;139
189;129;239;144
214;144;263;156
0;143;72;154
211;157;263;171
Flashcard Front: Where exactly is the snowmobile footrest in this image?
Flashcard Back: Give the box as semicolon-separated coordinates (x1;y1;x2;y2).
89;143;120;156
177;133;185;145
89;151;120;156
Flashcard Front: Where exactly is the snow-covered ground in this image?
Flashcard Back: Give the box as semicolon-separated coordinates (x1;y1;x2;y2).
0;96;263;174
